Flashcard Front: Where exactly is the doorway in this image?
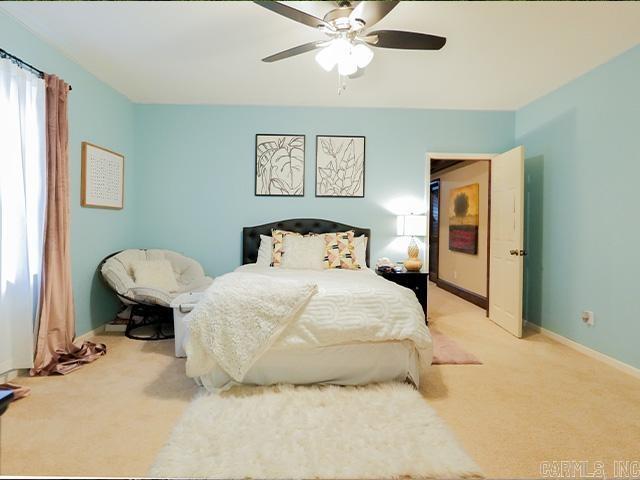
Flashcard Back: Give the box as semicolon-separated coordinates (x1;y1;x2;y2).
426;147;526;338
429;159;491;312
428;179;440;282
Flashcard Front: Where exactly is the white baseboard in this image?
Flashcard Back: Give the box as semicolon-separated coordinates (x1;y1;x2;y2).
75;323;107;343
0;369;18;383
525;321;640;380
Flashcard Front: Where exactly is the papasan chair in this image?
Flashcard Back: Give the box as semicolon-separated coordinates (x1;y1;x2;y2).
100;249;213;340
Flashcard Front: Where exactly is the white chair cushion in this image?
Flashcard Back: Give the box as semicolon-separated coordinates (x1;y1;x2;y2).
131;260;179;292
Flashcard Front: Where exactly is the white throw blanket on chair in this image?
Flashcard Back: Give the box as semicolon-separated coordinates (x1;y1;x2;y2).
186;273;318;382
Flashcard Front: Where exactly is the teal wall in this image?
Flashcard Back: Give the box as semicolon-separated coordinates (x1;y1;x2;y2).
517;44;640;369
133;105;514;277
0;11;136;335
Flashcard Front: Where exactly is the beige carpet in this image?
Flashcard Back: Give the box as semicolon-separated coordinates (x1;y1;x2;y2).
150;383;481;479
1;284;639;478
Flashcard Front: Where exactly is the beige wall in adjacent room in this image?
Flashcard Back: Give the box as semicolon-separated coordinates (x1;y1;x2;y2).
435;161;489;297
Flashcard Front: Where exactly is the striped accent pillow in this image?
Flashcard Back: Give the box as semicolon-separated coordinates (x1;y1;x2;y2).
270;229;302;267
322;231;360;270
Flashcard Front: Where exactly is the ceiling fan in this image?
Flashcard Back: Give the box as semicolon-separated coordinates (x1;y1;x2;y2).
254;1;446;81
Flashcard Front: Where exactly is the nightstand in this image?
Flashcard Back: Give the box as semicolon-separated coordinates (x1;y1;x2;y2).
376;270;428;322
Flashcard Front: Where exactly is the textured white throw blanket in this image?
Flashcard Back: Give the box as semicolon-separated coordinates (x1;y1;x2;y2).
186;273;318;381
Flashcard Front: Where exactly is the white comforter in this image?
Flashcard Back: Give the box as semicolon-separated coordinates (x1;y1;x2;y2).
185;265;432;381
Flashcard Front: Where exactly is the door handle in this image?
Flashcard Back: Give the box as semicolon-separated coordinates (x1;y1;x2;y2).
509;249;527;256
509;249;519;256
519;249;527;256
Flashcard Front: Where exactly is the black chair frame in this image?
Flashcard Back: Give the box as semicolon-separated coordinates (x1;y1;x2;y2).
98;250;174;341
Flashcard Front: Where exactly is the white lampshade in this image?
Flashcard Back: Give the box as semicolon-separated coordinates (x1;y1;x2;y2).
315;47;337;72
352;43;374;68
337;55;357;76
397;214;427;237
315;38;352;72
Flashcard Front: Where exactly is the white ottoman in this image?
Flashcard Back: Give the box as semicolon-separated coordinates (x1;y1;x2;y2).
170;291;205;357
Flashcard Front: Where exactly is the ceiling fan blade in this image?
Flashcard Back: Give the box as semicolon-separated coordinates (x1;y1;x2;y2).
365;30;447;50
254;1;330;30
262;41;323;63
349;1;399;28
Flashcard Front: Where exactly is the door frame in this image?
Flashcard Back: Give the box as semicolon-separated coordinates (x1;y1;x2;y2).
428;179;441;281
426;152;495;316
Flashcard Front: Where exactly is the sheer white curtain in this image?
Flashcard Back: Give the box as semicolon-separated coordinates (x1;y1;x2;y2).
0;57;46;375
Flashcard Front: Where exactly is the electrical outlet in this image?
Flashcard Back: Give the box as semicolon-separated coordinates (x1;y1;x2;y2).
581;311;595;326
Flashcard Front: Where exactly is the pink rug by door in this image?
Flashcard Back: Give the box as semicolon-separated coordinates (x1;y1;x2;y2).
431;330;482;365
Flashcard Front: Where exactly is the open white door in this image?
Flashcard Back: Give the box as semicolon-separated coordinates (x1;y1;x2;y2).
489;146;525;337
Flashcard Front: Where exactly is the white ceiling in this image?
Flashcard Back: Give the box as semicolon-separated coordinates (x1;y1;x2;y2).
2;1;640;110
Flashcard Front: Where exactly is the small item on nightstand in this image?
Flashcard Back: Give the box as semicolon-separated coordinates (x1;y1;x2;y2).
394;262;405;273
375;257;395;273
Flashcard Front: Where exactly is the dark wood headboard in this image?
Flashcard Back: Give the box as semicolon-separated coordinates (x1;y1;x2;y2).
242;218;371;266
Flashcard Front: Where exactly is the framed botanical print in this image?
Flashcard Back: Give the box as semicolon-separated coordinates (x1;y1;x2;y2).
255;134;305;196
315;135;365;198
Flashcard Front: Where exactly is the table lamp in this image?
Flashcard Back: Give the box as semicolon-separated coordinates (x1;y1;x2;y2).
397;214;427;271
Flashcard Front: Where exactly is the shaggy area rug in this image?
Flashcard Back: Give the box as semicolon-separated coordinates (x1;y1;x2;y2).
150;383;482;479
431;330;482;365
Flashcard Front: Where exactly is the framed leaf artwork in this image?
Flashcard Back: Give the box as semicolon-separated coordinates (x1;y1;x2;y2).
255;134;305;196
315;135;365;198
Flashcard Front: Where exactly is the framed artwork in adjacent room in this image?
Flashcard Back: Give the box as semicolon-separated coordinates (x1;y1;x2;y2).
315;135;365;198
448;182;479;254
81;142;124;209
255;134;305;196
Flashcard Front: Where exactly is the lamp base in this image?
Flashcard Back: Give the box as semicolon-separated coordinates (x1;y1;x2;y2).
403;236;423;272
403;258;423;272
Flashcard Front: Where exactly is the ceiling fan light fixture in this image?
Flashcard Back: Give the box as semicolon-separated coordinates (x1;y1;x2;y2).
337;55;358;76
352;43;374;68
315;47;337;72
315;38;352;72
256;1;447;92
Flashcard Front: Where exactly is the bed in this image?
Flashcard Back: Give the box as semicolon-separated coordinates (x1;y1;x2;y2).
182;219;432;391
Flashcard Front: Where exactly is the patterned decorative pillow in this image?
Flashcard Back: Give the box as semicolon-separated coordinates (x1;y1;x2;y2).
322;231;361;270
271;229;302;267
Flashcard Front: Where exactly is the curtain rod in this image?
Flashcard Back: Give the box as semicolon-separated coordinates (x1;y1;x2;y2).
0;48;73;91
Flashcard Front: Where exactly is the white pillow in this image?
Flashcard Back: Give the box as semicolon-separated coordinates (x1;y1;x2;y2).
256;235;272;267
354;235;368;268
131;260;179;292
280;235;325;270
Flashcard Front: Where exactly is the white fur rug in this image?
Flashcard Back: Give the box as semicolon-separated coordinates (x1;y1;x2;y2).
150;383;482;479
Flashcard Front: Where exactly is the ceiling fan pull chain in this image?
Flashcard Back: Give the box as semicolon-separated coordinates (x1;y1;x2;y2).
337;71;347;95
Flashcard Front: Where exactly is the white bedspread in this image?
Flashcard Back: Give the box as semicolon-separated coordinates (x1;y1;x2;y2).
185;265;432;382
